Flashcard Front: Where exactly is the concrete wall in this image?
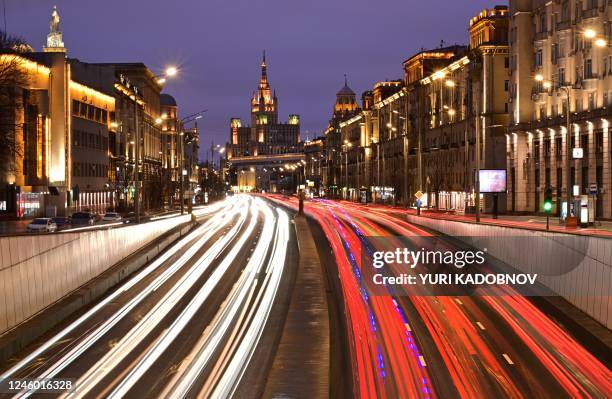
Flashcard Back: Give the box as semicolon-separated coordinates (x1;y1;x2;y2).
0;215;190;335
406;215;612;328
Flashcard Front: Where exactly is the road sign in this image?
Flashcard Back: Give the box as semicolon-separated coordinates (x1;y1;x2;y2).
415;190;423;200
589;184;598;195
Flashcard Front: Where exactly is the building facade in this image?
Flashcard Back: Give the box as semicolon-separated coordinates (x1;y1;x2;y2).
0;7;117;218
226;53;302;192
0;6;184;218
508;0;611;219
323;7;511;213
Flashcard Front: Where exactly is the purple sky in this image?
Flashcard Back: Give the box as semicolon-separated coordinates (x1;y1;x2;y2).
8;0;505;160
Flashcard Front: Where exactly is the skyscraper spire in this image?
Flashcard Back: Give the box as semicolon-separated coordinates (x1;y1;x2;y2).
344;73;348;87
260;50;268;87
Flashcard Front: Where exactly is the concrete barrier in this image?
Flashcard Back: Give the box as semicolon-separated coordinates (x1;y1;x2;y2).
0;216;191;335
406;215;612;329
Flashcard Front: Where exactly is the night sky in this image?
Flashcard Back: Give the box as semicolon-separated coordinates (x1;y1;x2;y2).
7;0;505;160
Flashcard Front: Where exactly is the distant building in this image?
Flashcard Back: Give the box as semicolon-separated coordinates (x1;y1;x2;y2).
226;53;302;192
304;137;325;196
322;77;361;197
327;6;511;210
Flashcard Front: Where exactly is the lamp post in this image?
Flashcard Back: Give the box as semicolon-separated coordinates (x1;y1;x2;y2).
342;140;352;200
178;110;207;214
445;78;473;216
535;74;573;224
125;66;178;224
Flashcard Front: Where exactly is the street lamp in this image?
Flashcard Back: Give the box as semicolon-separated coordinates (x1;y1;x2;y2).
444;78;473;216
534;73;574;225
178;110;207;214
583;28;607;47
155;66;179;84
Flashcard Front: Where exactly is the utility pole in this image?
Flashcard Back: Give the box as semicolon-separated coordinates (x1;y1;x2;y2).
403;91;409;208
475;115;481;223
562;86;573;225
134;96;141;224
179;130;184;215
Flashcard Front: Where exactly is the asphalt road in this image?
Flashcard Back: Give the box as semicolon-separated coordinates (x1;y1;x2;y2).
0;196;296;398
267;195;612;399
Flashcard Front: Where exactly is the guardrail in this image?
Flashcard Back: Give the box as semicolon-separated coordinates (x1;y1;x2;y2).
0;215;191;335
406;214;612;328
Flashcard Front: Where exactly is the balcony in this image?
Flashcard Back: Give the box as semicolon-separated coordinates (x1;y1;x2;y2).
582;7;598;19
556;20;571;31
535;31;549;41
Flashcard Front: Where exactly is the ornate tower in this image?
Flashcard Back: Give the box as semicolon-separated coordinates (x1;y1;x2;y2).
251;51;278;126
333;75;358;120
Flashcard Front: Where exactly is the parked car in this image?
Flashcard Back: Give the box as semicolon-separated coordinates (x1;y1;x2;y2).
27;218;57;233
51;216;71;228
123;212;150;223
71;212;96;226
102;212;122;222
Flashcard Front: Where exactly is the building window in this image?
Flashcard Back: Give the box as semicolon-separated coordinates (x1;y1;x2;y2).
584;59;593;79
558;68;566;85
504;80;509;91
561;1;570;21
535;49;543;67
588;92;595;110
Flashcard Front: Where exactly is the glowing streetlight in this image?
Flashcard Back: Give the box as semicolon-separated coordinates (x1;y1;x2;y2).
445;80;456;88
155;117;163;125
595;38;607;48
448;109;456;116
584;28;596;39
535;74;544;82
165;66;178;77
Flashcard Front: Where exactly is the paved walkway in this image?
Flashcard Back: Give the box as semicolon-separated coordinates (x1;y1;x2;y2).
263;215;330;399
331;200;612;237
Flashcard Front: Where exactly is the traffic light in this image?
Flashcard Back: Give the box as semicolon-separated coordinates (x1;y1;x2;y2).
543;187;553;213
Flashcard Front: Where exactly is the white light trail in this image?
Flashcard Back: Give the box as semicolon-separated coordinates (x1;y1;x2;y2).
68;199;253;397
211;208;289;398
4;198;239;395
162;198;278;398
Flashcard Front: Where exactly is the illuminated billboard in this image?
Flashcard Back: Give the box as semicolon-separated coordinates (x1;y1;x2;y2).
479;169;507;193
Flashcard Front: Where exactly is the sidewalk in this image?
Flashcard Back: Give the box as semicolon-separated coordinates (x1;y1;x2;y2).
334;200;612;238
263;215;330;399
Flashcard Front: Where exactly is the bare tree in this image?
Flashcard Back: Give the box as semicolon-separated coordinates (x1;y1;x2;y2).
0;30;31;178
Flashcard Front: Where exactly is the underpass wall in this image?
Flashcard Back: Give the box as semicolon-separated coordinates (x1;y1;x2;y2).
0;216;191;335
405;215;612;329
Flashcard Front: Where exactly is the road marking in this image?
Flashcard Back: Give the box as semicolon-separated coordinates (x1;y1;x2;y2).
419;355;427;367
404;323;412;332
502;353;514;365
454;298;463;305
476;322;486;330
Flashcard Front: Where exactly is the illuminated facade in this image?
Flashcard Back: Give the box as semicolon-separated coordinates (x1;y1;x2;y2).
322;77;361;197
508;0;612;219
327;6;510;212
0;7;117;218
1;6;176;218
227;53;302;192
